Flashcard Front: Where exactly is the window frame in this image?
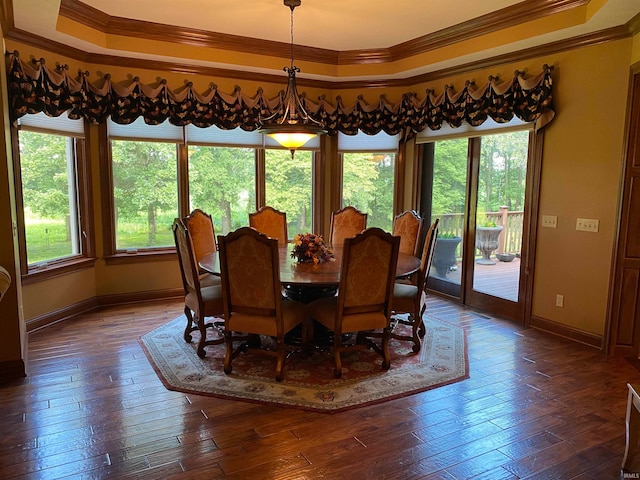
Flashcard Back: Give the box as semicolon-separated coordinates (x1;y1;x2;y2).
101;125;181;263
12;119;95;283
101;123;322;263
338;132;401;232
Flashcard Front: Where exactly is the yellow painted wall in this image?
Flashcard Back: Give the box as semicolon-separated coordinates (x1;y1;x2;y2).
531;40;630;335
3;37;633;341
632;32;640;66
21;269;96;320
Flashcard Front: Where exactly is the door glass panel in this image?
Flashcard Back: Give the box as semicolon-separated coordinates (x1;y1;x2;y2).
473;131;529;302
429;139;468;290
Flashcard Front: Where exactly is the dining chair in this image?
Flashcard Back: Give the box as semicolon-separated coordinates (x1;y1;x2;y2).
183;208;221;288
393;210;424;257
329;206;368;247
249;206;288;246
172;218;225;357
390;218;439;352
308;227;400;378
217;227;308;382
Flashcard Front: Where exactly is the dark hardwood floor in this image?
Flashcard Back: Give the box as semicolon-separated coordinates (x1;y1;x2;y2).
1;297;639;479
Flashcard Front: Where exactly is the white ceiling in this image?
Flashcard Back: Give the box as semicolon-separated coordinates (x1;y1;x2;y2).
10;0;640;81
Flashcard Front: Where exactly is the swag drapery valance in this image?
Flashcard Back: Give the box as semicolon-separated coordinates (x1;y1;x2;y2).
5;51;555;141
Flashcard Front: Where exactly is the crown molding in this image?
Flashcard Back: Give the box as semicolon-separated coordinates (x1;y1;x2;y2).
59;0;338;65
58;0;590;67
5;23;630;94
627;11;640;35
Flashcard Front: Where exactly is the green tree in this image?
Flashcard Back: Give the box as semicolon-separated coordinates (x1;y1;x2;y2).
188;145;255;234
432;138;468;216
111;140;178;245
19;131;71;221
266;149;312;233
478;131;529;211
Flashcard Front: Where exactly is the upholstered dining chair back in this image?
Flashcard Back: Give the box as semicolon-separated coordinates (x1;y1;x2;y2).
219;227;279;318
217;227;307;381
389;218;439;352
339;227;400;317
172;218;224;355
183;209;221;289
308;227;399;378
393;210;424;257
417;218;440;291
173;218;200;298
249;206;288;246
329;206;368;247
183;208;216;264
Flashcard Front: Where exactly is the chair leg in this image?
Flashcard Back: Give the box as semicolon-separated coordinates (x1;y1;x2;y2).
183;306;196;343
275;341;285;382
196;315;207;358
409;314;421;353
381;328;391;370
333;335;343;378
223;332;233;374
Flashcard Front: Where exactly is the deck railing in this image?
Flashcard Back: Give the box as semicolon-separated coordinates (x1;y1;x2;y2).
434;207;524;258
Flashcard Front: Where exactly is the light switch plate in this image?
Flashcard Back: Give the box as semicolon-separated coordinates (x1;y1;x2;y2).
542;215;557;228
576;218;599;232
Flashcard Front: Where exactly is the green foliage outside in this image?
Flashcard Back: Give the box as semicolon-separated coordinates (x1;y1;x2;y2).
478;131;529;212
432;132;529;235
111;140;179;249
188;145;255;235
342;152;395;232
20;128;528;260
19;131;76;264
265;149;312;235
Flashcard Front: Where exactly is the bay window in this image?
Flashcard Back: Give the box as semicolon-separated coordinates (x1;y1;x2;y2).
15;112;94;280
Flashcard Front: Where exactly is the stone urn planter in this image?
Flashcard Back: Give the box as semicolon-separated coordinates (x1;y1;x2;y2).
475;225;503;265
433;236;462;277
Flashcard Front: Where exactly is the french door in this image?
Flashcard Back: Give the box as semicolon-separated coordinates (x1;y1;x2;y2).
422;129;539;323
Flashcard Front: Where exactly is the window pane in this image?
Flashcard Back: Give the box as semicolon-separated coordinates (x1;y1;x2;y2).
473;131;529;302
188;145;255;235
19;131;80;264
265;149;313;236
342;152;395;232
111;140;178;249
429;138;467;286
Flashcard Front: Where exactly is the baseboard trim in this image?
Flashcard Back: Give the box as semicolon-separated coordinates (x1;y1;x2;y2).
26;298;98;333
529;315;603;350
26;289;183;333
97;288;183;307
0;359;26;384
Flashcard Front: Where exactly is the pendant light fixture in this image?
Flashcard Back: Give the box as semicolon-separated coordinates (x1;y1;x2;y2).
258;0;326;158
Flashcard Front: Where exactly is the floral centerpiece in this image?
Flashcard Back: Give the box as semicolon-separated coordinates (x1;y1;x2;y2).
291;233;335;264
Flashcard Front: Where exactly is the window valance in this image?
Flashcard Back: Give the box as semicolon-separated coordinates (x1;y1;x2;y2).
5;51;555;142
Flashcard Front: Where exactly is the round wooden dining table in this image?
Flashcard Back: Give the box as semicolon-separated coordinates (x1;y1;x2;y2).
199;243;420;343
198;244;421;289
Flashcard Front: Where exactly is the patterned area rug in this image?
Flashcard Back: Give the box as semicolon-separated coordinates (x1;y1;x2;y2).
140;315;468;413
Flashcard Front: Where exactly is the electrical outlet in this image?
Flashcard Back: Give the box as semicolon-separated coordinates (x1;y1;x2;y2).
556;294;564;307
576;218;599;232
542;215;557;228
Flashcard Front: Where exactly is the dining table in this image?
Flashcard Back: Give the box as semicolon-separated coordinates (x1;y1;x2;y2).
199;243;421;294
199;243;421;345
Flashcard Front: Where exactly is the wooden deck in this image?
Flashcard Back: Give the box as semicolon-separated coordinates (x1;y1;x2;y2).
0;297;638;478
430;257;522;302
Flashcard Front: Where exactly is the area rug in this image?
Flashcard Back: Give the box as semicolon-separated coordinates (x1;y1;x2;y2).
139;315;468;413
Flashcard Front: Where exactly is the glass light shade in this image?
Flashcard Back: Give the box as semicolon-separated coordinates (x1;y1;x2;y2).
267;132;316;149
